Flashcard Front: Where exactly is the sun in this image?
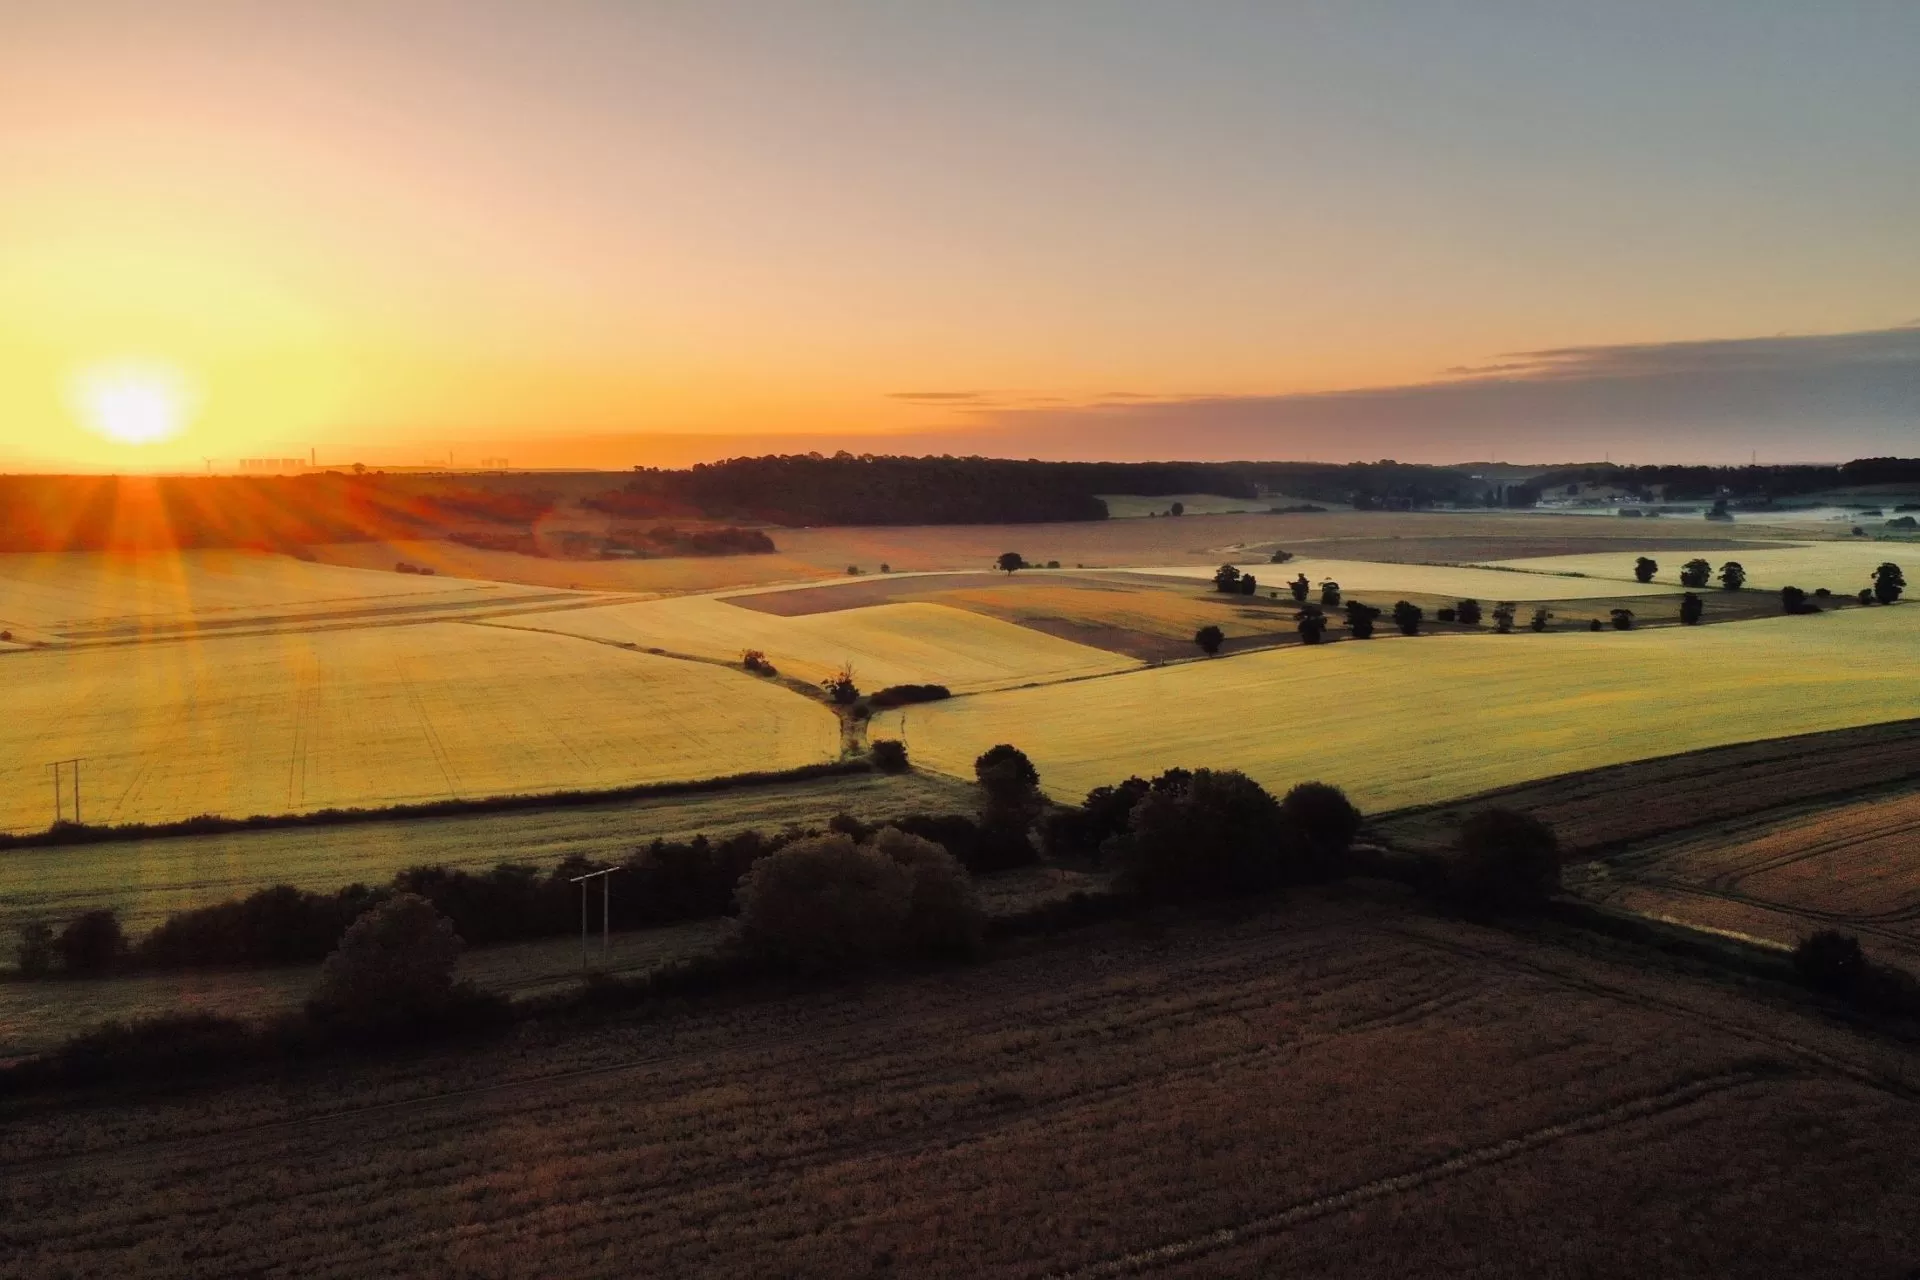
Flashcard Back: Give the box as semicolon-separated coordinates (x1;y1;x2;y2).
70;361;195;446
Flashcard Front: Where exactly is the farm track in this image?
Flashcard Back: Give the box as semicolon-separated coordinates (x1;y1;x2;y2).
1044;1068;1774;1280
1612;876;1920;942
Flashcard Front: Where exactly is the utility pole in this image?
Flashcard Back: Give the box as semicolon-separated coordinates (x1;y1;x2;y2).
569;866;621;971
48;759;81;826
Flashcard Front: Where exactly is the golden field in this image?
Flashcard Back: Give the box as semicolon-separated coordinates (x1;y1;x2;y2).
1129;557;1684;601
493;595;1135;692
5;894;1917;1277
1480;540;1913;593
904;604;1920;811
0;622;838;833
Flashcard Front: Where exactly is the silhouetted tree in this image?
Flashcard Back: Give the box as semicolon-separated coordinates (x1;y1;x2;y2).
1634;556;1658;583
734;835;911;972
1780;585;1810;614
1344;600;1380;639
1320;580;1342;608
1169;501;1184;516
1213;564;1243;593
1610;607;1635;630
1297;605;1328;644
1448;809;1560;911
1456;598;1483;626
1588;618;1604;631
1194;624;1225;656
1873;561;1906;604
1794;930;1866;994
1270;549;1293;563
309;894;464;1032
996;552;1026;575
1280;781;1362;875
870;738;909;772
1392;600;1422;636
1679;592;1704;625
55;909;124;976
1238;572;1258;595
821;664;860;705
1717;561;1746;591
1116;769;1307;899
1679;558;1712;588
1529;606;1551;632
1289;573;1310;602
1858;587;1875;605
975;744;1044;835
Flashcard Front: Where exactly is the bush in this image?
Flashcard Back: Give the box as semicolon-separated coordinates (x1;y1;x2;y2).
1194;623;1225;655
821;664;860;704
867;683;951;708
1448;809;1560;911
55;909;125;976
1436;607;1457;623
976;743;1044;836
1040;776;1150;862
1609;607;1634;630
741;648;776;675
1679;592;1704;625
870;738;910;772
892;812;1036;874
140;883;384;969
734;834;913;972
1279;781;1362;874
308;894;467;1033
870;828;983;959
627;831;777;924
1455;599;1482;626
1115;768;1306;899
1793;930;1866;994
1392;600;1422;636
46;1013;266;1085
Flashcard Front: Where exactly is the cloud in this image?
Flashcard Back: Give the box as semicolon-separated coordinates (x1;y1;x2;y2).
887;390;990;402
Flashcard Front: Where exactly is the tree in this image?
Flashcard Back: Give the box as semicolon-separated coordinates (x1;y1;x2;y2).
1270;549;1293;564
1679;558;1712;588
1588;618;1603;631
741;648;775;675
1793;930;1866;995
996;551;1026;575
1679;592;1704;625
1168;501;1184;516
870;738;909;772
1455;598;1483;626
1873;561;1906;604
1859;587;1875;606
55;909;124;976
734;835;913;972
1449;809;1560;911
1780;585;1810;614
820;663;860;704
1610;607;1634;630
1289;573;1310;602
1194;624;1225;656
1392;600;1422;636
1717;561;1746;591
1633;556;1658;584
1213;563;1243;593
1491;601;1516;634
1115;769;1306;899
17;921;54;978
1344;600;1380;639
1296;606;1328;644
1238;572;1258;595
975;743;1044;834
1319;579;1342;608
1529;606;1551;632
309;894;464;1030
1279;782;1362;874
869;828;983;959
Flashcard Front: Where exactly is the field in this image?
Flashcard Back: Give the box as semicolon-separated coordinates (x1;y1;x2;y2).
491;595;1136;692
0;549;572;644
0;623;839;833
1096;492;1288;518
1133;556;1685;600
903;604;1920;811
1479;539;1913;593
0;770;975;938
1577;789;1920;968
5;890;1918;1277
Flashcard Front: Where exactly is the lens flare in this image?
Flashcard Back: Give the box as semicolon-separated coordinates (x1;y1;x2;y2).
70;362;195;446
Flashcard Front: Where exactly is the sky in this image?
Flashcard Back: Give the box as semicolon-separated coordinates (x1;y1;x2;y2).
1;0;1915;471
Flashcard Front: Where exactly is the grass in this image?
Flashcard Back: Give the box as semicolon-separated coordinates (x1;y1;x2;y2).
904;603;1920;812
0;621;840;834
491;596;1136;692
4;890;1917;1276
0;769;975;938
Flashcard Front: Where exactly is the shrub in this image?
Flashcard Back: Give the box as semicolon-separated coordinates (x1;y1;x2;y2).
1392;600;1422;636
1448;809;1560;911
1039;776;1150;863
1045;560;1061;569
1436;607;1457;623
1194;623;1225;655
139;883;382;968
17;922;54;977
1529;606;1550;632
891;812;1034;873
1279;781;1362;874
1780;585;1813;614
308;894;467;1033
870;827;983;959
1793;930;1866;995
627;831;776;923
821;663;860;704
867;683;951;708
55;909;125;976
47;1013;265;1085
1679;592;1704;625
1609;607;1634;630
1455;598;1483;626
1491;602;1516;634
1589;618;1604;631
741;648;776;675
870;738;910;772
733;834;913;972
1270;549;1292;563
1858;587;1874;606
1116;768;1306;900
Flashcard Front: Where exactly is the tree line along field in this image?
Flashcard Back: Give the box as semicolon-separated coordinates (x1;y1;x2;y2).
902;604;1920;814
1131;557;1685;600
1477;539;1912;594
0;622;841;834
5;891;1918;1278
1574;788;1920;970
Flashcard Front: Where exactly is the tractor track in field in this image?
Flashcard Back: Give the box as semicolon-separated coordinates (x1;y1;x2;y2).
1041;1068;1773;1279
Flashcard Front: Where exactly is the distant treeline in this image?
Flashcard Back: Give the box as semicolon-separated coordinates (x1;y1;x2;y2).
611;455;1488;526
0;473;556;553
1532;458;1920;502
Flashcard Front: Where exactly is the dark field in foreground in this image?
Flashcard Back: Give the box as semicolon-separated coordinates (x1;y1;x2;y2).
5;889;1917;1278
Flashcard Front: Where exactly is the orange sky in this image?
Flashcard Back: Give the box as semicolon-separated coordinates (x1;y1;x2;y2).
3;3;1916;470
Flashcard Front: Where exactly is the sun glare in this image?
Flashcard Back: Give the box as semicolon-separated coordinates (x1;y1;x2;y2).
71;362;194;446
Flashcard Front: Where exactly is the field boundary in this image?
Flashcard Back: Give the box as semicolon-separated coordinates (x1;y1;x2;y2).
0;760;878;852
